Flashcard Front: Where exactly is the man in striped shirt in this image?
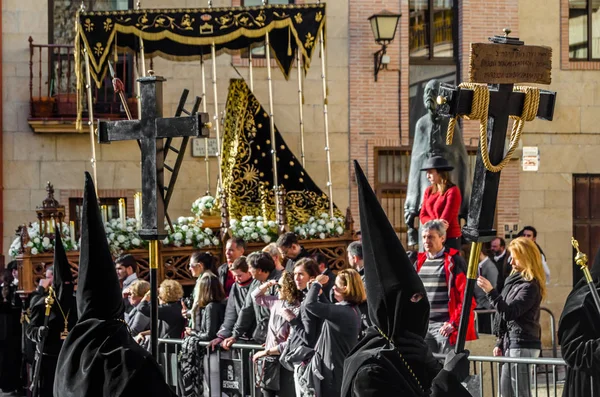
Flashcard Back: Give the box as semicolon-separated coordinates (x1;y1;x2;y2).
416;220;477;354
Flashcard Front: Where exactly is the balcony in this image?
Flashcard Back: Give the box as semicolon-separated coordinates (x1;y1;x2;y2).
27;36;135;134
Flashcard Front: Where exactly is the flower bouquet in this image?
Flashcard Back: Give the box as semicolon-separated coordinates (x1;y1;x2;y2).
9;221;78;257
162;216;221;248
105;217;147;255
292;213;346;240
230;215;278;243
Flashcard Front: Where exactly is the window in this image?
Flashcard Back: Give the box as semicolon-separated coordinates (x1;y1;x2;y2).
409;0;456;60
242;0;295;58
568;0;600;60
69;197;123;240
408;0;457;139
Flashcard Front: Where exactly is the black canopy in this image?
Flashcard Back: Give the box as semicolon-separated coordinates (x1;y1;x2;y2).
76;4;326;88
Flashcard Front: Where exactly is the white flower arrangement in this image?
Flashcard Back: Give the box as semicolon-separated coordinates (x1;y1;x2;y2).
230;215;278;243
293;213;346;240
9;221;78;258
191;195;218;218
105;217;147;255
162;216;220;249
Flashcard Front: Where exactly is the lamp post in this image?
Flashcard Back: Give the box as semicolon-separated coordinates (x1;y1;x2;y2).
368;10;401;82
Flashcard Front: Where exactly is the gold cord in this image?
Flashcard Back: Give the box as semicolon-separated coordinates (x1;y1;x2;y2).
51;289;71;340
376;327;424;393
446;84;541;173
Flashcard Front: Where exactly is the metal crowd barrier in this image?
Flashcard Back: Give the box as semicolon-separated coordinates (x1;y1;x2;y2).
158;339;575;397
474;306;558;358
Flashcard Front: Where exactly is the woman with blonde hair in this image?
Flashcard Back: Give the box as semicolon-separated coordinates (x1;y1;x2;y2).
477;237;546;397
299;268;366;397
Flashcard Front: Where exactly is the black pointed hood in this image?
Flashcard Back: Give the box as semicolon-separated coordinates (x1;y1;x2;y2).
354;160;429;339
77;172;124;321
53;228;74;308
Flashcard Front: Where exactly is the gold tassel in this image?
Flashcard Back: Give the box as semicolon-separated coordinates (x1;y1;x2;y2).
287;25;292;56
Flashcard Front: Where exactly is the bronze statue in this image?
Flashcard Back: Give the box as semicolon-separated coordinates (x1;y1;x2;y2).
404;79;471;247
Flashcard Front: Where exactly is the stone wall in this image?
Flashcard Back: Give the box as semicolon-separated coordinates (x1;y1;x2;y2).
2;0;350;257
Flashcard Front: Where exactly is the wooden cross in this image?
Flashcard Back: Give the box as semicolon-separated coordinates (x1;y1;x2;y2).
435;30;557;355
98;73;209;240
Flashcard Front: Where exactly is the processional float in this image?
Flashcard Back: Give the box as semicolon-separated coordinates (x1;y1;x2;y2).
75;0;340;358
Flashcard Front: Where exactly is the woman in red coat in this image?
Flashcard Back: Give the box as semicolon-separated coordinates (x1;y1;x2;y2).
419;156;462;250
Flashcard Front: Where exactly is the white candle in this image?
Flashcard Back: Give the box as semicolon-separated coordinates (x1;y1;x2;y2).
118;198;126;229
101;205;108;225
134;192;142;229
69;221;76;245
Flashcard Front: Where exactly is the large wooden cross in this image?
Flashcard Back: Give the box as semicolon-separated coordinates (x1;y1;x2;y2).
98;73;209;240
436;30;557;354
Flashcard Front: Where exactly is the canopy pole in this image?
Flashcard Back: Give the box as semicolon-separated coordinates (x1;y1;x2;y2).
200;54;211;196
263;1;281;227
249;47;254;92
83;48;99;196
296;50;306;168
135;1;145;118
317;0;334;217
208;0;223;194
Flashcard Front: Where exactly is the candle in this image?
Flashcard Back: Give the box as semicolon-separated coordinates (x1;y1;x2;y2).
48;218;55;233
118;198;126;229
134;192;142;229
101;205;108;225
69;221;76;245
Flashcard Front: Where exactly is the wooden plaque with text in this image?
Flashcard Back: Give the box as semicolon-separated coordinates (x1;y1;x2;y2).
469;43;552;85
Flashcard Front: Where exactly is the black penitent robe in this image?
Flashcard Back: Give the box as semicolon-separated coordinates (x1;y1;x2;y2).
558;283;600;397
342;328;471;397
54;318;177;397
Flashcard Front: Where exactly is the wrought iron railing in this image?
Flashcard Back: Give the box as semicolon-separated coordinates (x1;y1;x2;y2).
28;36;134;120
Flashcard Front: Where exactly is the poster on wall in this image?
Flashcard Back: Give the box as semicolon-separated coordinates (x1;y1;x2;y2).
522;146;539;172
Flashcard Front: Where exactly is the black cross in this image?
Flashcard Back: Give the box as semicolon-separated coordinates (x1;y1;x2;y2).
437;37;556;242
436;32;557;355
98;75;209;240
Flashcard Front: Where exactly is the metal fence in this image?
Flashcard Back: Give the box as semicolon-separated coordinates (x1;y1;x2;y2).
157;338;574;397
474;306;558;358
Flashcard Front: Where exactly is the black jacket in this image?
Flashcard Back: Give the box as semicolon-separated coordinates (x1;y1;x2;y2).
232;269;282;344
285;247;311;273
558;279;600;397
138;300;185;339
192;301;226;341
217;263;233;296
487;272;542;351
217;280;253;339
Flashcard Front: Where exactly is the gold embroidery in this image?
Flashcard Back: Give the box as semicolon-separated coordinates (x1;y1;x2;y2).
294;13;303;24
84;18;94;32
103;18;113;32
94;42;104;56
305;33;315;49
315;11;323;22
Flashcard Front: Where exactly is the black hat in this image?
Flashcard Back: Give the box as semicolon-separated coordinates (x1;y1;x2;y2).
354;160;430;339
420;155;454;171
53;228;74;307
77;172;124;321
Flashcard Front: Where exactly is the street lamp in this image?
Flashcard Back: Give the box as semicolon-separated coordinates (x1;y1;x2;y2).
369;10;402;82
